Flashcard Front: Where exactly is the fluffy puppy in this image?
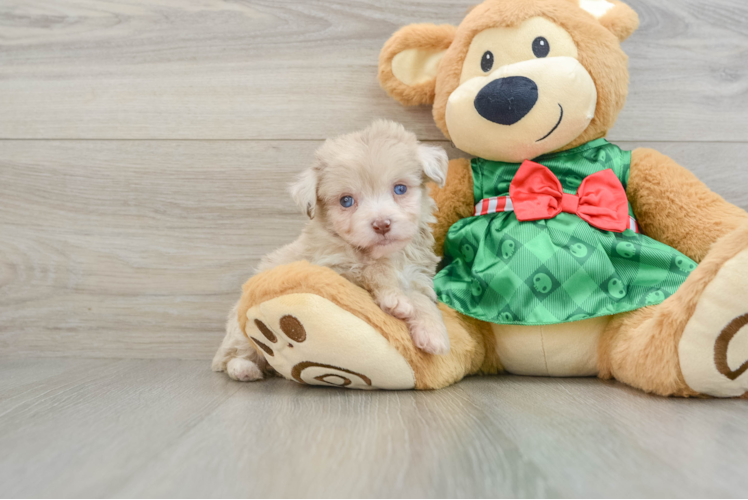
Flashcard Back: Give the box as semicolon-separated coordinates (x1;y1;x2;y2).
212;120;451;382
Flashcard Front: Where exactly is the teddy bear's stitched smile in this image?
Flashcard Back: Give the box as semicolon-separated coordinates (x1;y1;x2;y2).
537;104;564;142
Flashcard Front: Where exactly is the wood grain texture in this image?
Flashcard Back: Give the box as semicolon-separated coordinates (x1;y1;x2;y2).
0;140;311;359
0;359;746;498
2;140;748;360
0;359;241;498
0;0;747;141
2;3;747;497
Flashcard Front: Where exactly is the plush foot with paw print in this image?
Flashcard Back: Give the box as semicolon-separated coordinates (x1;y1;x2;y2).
245;292;416;390
230;261;490;390
599;222;748;398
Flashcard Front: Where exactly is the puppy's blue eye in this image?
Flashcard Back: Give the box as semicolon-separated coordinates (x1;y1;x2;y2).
394;184;408;195
340;196;354;208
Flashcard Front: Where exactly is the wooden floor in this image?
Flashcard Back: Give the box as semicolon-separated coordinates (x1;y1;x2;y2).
0;358;746;498
2;0;748;498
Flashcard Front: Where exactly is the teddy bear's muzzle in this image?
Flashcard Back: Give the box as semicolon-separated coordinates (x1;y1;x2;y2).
445;56;597;163
474;76;539;126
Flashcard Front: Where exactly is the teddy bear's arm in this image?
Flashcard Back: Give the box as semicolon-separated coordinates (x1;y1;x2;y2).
428;157;475;256
627;148;748;262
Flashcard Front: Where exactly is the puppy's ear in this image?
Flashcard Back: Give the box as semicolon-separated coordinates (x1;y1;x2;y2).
289;167;318;219
418;144;449;188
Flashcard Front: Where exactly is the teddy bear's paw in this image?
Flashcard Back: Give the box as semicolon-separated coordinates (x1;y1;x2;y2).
226;358;264;382
679;249;748;398
243;293;416;390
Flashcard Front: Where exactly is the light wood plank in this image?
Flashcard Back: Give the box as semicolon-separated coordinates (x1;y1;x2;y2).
0;357;111;396
0;0;747;141
0;359;240;498
0;140;312;359
118;376;557;499
2;140;748;359
103;376;748;498
2;359;746;498
459;377;748;497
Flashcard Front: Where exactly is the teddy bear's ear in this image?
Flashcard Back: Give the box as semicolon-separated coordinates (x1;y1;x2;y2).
379;24;456;106
578;0;640;42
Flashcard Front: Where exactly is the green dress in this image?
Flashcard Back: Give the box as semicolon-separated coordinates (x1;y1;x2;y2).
434;139;696;325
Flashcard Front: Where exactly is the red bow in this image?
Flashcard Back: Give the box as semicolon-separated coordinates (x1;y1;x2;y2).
509;160;629;233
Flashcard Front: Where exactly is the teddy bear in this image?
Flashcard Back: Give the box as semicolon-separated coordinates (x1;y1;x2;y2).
232;0;748;398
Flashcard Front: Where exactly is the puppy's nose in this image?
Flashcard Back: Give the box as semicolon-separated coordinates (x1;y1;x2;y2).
371;219;391;235
474;76;538;125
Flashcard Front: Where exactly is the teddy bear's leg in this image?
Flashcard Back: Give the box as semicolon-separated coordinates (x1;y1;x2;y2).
598;224;748;398
235;261;492;390
601;148;748;397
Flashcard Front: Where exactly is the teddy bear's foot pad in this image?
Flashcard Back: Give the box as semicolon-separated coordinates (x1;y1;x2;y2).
244;293;416;390
679;249;748;397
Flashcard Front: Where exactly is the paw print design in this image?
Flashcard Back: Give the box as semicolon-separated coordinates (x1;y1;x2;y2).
501;240;516;260
616;241;636;259
249;316;306;357
646;289;665;305
713;314;748;383
569;242;588;258
244;293;415;390
607;278;627;299
251;316;367;387
679;248;748;398
675;256;696;273
533;273;552;294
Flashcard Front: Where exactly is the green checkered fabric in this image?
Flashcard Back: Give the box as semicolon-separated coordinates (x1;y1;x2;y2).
434;139;696;325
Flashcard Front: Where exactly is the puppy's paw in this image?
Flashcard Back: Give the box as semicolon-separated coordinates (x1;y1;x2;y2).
376;291;414;320
226;357;264;382
409;317;451;355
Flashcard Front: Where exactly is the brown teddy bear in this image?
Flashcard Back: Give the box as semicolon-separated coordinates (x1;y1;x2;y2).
234;0;748;397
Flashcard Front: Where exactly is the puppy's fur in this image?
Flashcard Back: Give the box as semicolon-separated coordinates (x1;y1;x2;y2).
212;120;451;381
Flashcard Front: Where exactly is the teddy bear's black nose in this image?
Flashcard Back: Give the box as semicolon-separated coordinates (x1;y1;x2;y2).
474;76;539;126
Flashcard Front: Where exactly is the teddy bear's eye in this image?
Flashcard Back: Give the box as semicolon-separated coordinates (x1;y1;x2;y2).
532;37;550;58
481;51;494;73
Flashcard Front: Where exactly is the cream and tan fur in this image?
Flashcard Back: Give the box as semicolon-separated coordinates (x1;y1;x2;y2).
213;120;450;381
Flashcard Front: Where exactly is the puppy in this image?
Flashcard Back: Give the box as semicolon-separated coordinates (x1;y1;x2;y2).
212;120;451;382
